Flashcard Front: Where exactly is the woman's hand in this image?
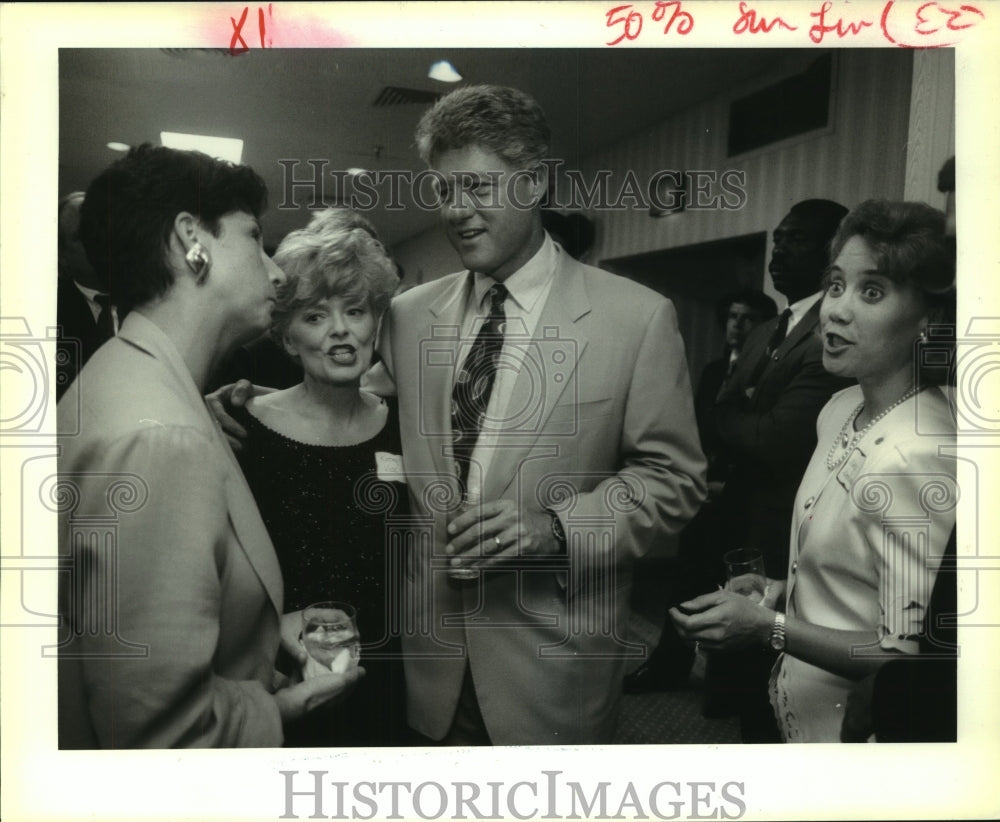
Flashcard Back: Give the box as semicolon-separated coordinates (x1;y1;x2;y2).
280;610;308;668
273;667;365;724
762;578;787;611
668;589;774;653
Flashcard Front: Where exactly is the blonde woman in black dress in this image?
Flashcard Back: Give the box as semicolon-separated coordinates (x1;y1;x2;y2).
233;210;407;745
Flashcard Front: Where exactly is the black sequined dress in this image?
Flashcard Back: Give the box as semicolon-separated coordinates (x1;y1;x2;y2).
234;398;409;746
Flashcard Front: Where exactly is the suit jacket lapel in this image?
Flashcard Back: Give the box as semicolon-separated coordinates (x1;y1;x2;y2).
483;257;590;500
117;313;284;616
426;273;470;480
775;300;821;358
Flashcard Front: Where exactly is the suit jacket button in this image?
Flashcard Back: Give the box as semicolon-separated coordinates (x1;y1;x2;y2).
792;561;798;574
804;496;815;509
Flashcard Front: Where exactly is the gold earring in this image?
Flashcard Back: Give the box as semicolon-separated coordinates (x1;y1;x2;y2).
185;242;209;282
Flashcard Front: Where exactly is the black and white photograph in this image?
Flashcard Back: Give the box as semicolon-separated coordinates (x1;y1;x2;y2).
1;2;997;821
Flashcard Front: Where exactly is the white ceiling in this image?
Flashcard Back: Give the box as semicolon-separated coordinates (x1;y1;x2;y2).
59;47;794;248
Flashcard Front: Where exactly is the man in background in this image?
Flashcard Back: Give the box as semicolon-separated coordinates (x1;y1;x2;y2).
626;287;775;695
56;192;117;399
695;288;778;477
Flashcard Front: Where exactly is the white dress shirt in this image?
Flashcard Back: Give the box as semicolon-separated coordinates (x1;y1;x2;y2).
783;291;823;339
74;280;120;333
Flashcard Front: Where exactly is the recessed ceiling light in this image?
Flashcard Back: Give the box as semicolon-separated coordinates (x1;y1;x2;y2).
160;132;244;163
428;60;462;83
106;142;130;152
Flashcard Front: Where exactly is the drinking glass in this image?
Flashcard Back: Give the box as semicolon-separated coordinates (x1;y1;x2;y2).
301;601;360;675
723;549;767;604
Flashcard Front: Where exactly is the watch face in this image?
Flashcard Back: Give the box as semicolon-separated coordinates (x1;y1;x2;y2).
769;635;785;651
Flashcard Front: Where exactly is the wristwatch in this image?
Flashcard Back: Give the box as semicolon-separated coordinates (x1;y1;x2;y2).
768;612;786;651
547;509;567;553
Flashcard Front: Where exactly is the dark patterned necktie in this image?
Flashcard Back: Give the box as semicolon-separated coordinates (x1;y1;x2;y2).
766;307;793;356
748;307;792;388
451;283;508;496
94;293;116;342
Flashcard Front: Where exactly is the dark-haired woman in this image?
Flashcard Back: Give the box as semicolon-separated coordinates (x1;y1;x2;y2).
671;200;957;742
57;145;359;749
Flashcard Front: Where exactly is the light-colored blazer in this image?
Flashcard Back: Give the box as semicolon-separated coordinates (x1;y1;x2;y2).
379;252;707;744
57;312;284;748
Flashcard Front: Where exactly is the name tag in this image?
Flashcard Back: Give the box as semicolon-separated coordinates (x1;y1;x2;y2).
375;452;406;483
836;447;867;491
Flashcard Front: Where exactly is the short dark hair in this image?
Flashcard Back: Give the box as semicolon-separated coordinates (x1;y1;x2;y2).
715;288;778;327
787;198;850;245
829;199;954;296
827;199;956;385
79;143;268;315
415;84;550;168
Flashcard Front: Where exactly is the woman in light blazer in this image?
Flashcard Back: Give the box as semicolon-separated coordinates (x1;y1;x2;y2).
670;200;957;742
57;144;360;748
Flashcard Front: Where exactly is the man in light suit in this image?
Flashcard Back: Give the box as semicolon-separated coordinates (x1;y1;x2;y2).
708;198;852;740
378;85;707;745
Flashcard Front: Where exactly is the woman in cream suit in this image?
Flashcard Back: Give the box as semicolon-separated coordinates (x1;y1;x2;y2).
57;145;359;748
671;200;956;742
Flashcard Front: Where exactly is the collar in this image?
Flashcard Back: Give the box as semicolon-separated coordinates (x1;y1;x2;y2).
787;291;823;329
116;310;205;411
73;280;109;303
471;233;558;313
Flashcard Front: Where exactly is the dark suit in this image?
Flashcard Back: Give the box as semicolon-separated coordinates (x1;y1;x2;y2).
694;357;728;472
714;300;852;578
56;276;111;400
708;298;851;741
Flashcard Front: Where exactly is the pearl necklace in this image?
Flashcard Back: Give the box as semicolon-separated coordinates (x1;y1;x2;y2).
825;386;923;470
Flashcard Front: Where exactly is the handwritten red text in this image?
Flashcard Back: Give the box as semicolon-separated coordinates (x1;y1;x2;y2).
808;1;874;43
230;4;273;54
882;0;985;46
602;0;984;48
733;1;797;34
653;1;695;34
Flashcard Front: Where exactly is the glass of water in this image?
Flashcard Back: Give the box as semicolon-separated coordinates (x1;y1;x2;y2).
723;549;767;604
301;601;360;675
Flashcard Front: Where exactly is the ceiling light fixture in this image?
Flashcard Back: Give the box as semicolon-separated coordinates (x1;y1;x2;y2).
160;132;244;163
428;60;462;83
106;142;130;152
